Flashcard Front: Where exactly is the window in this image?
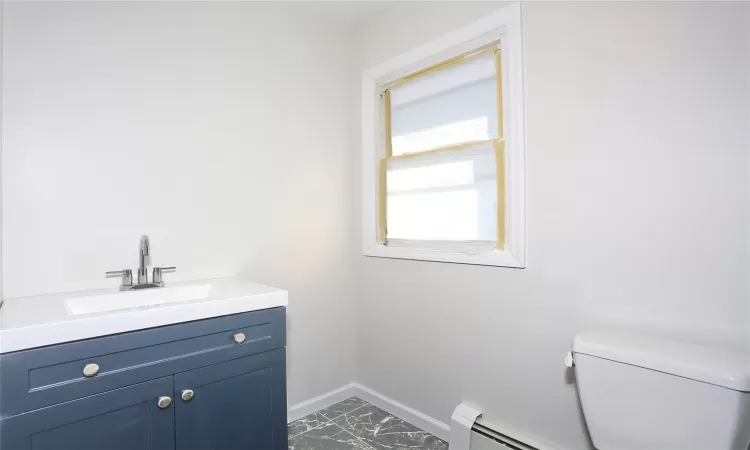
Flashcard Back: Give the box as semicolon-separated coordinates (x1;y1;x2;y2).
382;47;503;253
361;4;526;267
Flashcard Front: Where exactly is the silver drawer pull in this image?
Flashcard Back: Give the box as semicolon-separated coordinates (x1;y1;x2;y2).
233;332;246;344
181;389;195;402
157;396;172;409
82;363;100;378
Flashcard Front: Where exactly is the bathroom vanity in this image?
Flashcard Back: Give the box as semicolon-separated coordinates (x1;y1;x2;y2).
0;277;288;450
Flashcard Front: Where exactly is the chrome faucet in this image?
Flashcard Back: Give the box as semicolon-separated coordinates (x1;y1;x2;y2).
138;235;150;284
106;235;175;291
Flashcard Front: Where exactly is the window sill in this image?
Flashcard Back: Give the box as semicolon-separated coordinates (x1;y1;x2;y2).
363;244;525;268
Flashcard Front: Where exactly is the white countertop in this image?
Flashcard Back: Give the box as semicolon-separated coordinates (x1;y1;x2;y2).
0;277;287;354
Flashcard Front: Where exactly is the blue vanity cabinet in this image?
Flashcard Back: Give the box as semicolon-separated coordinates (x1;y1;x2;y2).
0;307;287;450
0;377;176;450
174;348;287;450
1;307;285;418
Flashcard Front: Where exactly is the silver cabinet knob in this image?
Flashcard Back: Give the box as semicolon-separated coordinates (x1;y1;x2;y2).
181;389;195;402
233;332;246;344
157;396;172;409
83;363;100;378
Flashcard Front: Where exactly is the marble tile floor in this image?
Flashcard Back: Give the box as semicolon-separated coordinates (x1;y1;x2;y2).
288;397;448;450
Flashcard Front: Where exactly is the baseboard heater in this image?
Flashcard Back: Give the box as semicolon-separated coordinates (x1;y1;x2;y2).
470;423;540;450
453;404;544;450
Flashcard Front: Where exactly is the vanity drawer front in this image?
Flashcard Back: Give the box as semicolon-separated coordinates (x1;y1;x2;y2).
0;307;285;418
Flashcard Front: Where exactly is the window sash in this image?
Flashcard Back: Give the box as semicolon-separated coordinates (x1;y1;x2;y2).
378;46;506;250
385;239;496;254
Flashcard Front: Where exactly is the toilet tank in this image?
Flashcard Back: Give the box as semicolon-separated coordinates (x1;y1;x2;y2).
572;331;750;450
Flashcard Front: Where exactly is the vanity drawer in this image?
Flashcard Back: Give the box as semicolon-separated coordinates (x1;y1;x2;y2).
0;307;285;418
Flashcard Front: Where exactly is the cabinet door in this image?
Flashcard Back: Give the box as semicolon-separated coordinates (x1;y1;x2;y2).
174;348;287;450
1;377;175;450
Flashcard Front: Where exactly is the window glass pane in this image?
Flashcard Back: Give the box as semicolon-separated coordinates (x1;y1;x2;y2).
388;161;474;192
389;51;498;156
386;144;497;242
388;190;480;241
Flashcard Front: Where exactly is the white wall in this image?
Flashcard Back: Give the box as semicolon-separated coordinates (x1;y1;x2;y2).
1;1;357;406
355;2;750;449
0;1;4;304
746;3;750;319
3;2;749;448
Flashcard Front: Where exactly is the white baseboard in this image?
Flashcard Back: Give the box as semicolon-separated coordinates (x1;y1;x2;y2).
287;382;358;423
350;383;451;442
289;383;573;450
287;382;450;443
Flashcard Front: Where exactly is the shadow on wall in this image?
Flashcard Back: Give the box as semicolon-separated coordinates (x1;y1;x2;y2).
563;367;593;448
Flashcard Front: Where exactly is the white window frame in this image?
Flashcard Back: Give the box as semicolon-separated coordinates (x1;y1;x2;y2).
361;3;526;268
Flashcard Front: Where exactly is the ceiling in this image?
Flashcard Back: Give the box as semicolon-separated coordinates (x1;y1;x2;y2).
291;1;392;27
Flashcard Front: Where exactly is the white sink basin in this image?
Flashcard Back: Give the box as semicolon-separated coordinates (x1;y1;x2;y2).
65;284;213;316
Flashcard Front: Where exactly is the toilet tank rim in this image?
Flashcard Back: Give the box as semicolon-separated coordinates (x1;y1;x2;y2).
572;330;750;392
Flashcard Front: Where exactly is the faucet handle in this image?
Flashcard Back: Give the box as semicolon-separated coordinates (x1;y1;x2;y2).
153;267;176;285
106;269;133;287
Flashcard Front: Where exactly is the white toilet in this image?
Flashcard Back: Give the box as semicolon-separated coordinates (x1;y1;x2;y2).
572;331;750;450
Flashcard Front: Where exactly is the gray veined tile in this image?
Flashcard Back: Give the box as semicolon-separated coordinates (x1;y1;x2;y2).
289;423;376;450
318;397;368;420
288;412;332;438
334;404;448;450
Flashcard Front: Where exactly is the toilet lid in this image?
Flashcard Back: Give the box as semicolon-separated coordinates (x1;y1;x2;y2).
573;331;750;392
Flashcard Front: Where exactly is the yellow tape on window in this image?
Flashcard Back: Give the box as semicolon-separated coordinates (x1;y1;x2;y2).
378;158;388;242
387;139;493;161
493;139;506;250
385;47;496;90
384;90;393;157
494;50;504;139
